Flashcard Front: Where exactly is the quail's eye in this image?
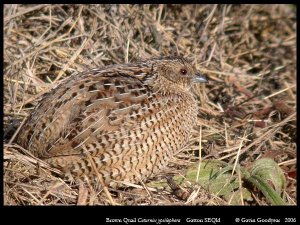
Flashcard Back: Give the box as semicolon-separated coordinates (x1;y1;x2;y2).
180;69;187;75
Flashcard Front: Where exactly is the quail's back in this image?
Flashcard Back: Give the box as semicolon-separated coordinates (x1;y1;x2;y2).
17;57;207;187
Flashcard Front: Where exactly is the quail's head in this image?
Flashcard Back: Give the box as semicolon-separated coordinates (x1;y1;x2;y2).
150;57;208;91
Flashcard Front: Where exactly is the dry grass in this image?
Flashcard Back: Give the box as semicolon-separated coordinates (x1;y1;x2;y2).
3;4;296;205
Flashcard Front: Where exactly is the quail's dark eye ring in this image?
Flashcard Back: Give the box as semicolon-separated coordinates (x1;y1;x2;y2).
180;69;187;75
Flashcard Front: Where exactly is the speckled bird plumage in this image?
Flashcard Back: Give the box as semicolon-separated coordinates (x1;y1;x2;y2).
17;56;207;188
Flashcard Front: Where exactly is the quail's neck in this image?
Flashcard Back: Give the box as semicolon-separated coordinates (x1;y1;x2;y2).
144;75;193;99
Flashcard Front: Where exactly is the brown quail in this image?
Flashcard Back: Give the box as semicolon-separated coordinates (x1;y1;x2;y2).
17;56;207;188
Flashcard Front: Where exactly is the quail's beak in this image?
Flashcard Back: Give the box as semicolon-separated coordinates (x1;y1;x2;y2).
193;72;208;83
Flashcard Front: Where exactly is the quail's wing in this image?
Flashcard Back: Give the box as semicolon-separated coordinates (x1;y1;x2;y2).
18;72;163;158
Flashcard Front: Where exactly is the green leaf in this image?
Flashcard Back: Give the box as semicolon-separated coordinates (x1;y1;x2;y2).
250;157;286;195
147;158;287;205
184;160;252;204
244;157;287;205
225;187;253;205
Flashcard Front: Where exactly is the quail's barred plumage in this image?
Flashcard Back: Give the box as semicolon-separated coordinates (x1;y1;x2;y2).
17;57;207;188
